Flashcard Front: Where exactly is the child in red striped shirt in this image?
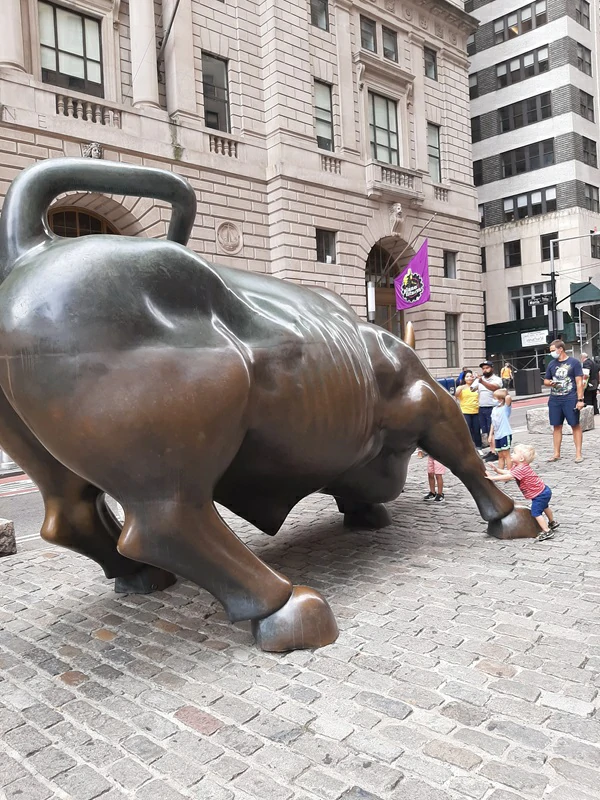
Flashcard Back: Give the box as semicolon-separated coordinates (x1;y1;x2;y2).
486;443;558;542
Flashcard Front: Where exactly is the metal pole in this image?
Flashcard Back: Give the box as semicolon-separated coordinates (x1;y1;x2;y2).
549;237;557;341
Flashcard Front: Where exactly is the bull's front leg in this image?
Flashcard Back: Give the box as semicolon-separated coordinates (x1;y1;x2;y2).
415;380;539;540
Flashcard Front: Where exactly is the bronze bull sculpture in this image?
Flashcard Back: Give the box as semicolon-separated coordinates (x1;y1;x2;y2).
0;159;538;652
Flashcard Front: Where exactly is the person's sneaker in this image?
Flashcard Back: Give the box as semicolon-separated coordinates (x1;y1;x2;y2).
536;530;555;542
434;493;445;502
423;492;436;501
483;452;499;462
549;520;560;531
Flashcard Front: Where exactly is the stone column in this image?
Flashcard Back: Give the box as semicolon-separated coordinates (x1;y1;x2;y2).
1;0;26;72
334;0;358;154
130;0;160;108
162;0;196;117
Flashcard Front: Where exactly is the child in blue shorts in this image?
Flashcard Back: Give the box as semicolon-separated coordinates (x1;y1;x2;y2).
489;389;512;470
486;443;558;542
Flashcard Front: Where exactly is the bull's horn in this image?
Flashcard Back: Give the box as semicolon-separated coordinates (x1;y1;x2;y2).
404;321;415;349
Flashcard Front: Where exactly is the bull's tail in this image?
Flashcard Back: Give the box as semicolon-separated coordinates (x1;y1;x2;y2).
0;157;197;283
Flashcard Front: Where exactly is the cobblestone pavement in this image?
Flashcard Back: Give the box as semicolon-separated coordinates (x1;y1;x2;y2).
1;426;600;800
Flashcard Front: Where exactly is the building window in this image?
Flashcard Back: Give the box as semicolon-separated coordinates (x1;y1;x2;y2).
585;184;599;212
496;46;549;89
469;73;479;100
360;17;376;52
499;92;551;132
202;53;229;132
445;315;459;368
580;91;595;121
471;116;481;143
382;27;398;62
467;34;476;56
481;247;486;273
503;187;557;222
49;208;118;237
591;230;600;259
504;240;522;268
510;282;549;320
582;137;597;168
314;81;333;151
575;0;590;29
311;0;328;30
473;160;483;187
443;251;457;279
479;204;485;228
577;44;592;75
424;48;438;80
540;232;559;261
368;92;399;165
38;1;103;98
427;123;441;183
501;139;554;178
316;229;336;263
493;1;547;44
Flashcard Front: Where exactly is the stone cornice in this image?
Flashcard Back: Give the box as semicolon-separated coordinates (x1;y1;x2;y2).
353;49;415;89
339;0;478;39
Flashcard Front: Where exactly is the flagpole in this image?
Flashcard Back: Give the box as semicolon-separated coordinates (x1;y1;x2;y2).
376;212;438;287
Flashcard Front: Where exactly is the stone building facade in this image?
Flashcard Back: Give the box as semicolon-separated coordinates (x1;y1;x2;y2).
0;0;483;377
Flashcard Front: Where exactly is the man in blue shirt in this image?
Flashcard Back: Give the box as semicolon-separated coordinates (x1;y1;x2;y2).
544;339;584;463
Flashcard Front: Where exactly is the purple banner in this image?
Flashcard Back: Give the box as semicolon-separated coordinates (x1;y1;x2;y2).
394;240;431;311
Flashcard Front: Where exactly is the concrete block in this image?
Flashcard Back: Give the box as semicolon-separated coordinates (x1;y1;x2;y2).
0;518;16;557
526;405;595;435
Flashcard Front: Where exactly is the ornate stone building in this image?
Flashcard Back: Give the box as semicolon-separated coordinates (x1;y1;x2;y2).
0;0;483;376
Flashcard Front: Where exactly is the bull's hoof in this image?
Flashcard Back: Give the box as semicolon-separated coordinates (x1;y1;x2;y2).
487;506;540;540
114;565;177;594
251;586;339;652
343;502;392;530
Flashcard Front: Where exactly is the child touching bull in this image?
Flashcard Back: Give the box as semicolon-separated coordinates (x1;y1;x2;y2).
486;443;558;542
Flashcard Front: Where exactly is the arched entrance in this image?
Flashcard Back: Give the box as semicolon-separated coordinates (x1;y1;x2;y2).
48;207;120;237
365;237;415;335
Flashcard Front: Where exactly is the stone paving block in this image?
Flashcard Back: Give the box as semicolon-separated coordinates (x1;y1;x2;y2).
122;734;167;763
422;739;482;770
391;777;452;800
28;745;77;779
295;766;350;799
53;764;112;800
108;756;154;790
0;752;28;784
3;723;51;756
539;691;595;716
4;775;52;800
153;751;207;786
233;768;294;800
549;757;600;792
190;776;234;800
252;742;312;781
135;778;188;800
479;761;548;798
246;712;304;744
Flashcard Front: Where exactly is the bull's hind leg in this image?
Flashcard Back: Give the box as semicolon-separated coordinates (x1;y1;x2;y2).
0;389;174;586
117;500;338;651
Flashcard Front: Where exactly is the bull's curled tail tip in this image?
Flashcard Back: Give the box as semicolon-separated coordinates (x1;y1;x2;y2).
404;321;415;349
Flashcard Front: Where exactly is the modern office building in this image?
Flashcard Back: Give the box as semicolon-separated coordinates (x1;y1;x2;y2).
468;0;600;368
1;0;483;380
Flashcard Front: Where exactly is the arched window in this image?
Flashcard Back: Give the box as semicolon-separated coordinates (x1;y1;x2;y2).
366;244;394;288
49;208;119;237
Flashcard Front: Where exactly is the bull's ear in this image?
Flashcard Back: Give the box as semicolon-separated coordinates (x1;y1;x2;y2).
404;321;416;349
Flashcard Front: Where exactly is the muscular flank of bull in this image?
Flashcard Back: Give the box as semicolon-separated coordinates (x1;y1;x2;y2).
0;159;539;652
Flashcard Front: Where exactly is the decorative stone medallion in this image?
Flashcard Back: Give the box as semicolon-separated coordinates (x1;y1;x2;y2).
216;221;243;255
81;142;103;159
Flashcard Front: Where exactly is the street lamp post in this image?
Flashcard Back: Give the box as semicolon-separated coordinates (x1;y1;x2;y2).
548;231;600;340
